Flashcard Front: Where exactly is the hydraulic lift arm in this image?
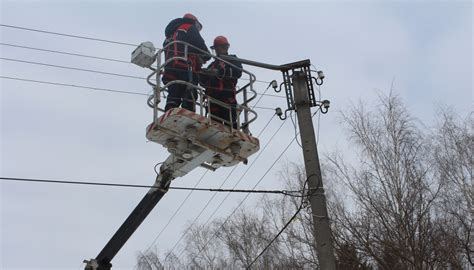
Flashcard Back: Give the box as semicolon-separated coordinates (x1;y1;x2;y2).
83;171;173;270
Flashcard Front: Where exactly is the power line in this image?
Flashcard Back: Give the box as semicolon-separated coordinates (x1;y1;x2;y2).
0;26;274;85
190;135;297;262
177;118;289;260
161;114;280;260
1;56;280;100
191;102;326;262
0;75;284;103
0;177;297;195
0;75;148;96
0;57;146;80
246;179;309;269
0;24;283;88
0;42;131;64
189;115;307;261
0;24;137;46
147;114;276;252
174;121;290;262
163;170;241;259
1;41;274;85
0;43;276;86
143;170;209;255
1;23;325;266
1;75;277;112
145;86;279;253
252;81;273;108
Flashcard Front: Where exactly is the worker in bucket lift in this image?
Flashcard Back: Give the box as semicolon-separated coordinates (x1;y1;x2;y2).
201;36;242;129
162;13;210;112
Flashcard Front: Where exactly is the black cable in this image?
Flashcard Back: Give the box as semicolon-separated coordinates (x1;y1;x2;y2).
188;134;297;262
0;24;137;46
0;57;146;80
144;170;209;255
176;117;289;259
0;33;277;98
0;42;131;64
0;75;148;96
251;80;273;107
163;114;279;260
189;111;320;261
0;41;272;84
147;84;279;254
0;70;282;100
0;24;275;85
153;162;165;175
0;177;297;195
1;75;277;112
246;178;309;269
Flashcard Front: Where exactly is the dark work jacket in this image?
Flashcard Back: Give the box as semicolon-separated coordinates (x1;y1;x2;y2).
162;18;210;83
201;54;243;108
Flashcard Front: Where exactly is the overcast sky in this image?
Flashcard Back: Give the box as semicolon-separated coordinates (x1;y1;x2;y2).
1;1;472;269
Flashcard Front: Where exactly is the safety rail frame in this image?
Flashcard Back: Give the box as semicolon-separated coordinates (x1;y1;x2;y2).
145;40;258;134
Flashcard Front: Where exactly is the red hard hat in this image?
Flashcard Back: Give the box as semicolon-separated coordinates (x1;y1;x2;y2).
183;13;202;30
211;36;230;49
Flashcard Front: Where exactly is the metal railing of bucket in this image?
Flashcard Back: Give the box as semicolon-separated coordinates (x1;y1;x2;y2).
145;41;258;134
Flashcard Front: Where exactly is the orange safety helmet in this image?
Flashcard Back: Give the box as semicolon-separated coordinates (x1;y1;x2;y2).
211;36;230;49
183;13;202;31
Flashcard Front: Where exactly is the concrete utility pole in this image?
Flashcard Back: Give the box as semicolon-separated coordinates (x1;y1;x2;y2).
292;71;337;269
210;55;337;268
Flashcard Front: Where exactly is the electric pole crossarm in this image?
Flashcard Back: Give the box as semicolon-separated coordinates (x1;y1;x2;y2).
84;173;172;270
220;55;310;71
292;71;336;269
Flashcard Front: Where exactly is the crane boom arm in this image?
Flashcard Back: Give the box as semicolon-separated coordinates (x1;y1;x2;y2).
84;172;173;270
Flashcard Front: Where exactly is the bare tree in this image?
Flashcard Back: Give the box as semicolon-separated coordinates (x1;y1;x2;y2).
431;109;473;267
326;92;448;269
136;92;472;269
216;208;281;269
183;221;230;269
136;247;165;270
260;163;319;268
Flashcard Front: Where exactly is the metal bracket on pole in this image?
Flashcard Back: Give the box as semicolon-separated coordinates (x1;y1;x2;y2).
220;56;321;120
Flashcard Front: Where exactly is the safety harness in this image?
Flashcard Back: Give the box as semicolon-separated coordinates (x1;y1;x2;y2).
163;23;200;74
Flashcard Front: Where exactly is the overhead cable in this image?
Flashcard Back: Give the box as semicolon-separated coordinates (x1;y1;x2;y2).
146;92;279;253
188;134;297;261
0;42;131;64
0;75;283;102
0;57;146;80
143;170;209;255
190;112;321;260
246;179;309;269
0;76;148;96
0;45;269;85
0;24;137;46
162;114;280;260
175;117;289;260
0;177;297;195
191;103;326;261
